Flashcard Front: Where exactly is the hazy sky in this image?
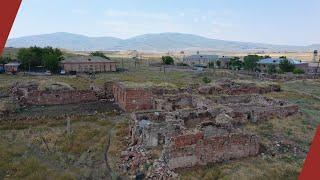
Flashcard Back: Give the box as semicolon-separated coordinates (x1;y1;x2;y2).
9;0;320;45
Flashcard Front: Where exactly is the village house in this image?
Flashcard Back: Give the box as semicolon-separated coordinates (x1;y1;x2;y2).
183;54;219;67
60;56;117;74
217;56;233;69
257;58;308;72
4;62;20;74
305;63;320;75
183;54;233;69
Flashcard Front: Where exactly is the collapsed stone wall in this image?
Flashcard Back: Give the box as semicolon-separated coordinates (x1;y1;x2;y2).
10;81;100;105
130;111;184;148
21;90;98;105
198;79;281;95
120;80;300;177
210;95;299;124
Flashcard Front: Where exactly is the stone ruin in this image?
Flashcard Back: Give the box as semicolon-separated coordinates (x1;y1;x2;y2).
198;78;281;95
119;79;299;178
10;81;108;106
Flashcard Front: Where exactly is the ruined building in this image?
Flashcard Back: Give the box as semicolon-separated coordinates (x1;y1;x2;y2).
10;81;99;105
113;82;154;112
120;79;299;177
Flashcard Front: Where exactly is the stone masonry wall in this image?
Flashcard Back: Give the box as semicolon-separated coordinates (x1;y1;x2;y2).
22;90;98;105
113;83;153;112
164;131;260;170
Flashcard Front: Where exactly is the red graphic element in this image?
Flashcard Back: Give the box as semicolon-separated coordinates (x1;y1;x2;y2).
299;125;320;179
0;0;22;55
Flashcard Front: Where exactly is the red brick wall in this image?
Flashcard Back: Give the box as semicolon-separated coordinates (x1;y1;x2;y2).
113;83;153;112
24;90;98;105
165;132;260;169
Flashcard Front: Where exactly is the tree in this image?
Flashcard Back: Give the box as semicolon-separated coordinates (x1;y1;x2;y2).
162;56;174;65
216;60;221;68
229;57;243;70
0;56;12;65
293;68;305;74
17;46;63;72
17;48;33;70
43;54;60;72
267;64;277;74
208;62;215;69
243;55;263;72
90;51;110;60
279;58;295;72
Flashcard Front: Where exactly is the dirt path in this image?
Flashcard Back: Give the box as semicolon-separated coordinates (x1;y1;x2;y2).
104;133;113;179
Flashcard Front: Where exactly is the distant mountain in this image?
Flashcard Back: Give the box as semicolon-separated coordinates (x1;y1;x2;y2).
5;32;315;52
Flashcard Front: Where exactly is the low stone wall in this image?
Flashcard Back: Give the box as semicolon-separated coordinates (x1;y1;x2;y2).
22;90;98;105
164;130;260;170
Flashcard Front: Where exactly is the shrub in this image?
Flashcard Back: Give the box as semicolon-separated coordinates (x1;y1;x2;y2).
216;60;221;68
267;64;277;74
293;68;305;74
279;59;295;72
176;62;189;66
162;56;174;65
208;62;215;69
202;77;212;84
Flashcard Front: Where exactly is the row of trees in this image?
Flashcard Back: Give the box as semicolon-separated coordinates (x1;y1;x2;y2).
90;51;110;60
0;56;13;65
17;46;63;72
227;55;267;71
228;55;304;74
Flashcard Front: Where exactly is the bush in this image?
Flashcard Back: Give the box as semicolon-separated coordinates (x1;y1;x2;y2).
293;68;305;74
162;56;174;65
279;59;295;72
202;77;212;84
216;60;221;68
243;55;264;71
267;64;277;74
176;62;189;66
208;62;215;69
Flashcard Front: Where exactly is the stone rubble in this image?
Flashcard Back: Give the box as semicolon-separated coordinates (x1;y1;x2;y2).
117;79;300;179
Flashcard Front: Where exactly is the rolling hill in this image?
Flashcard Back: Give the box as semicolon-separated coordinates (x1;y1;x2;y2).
5;32;315;52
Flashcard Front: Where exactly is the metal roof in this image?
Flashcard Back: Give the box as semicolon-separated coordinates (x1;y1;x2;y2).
258;58;305;65
61;56;116;63
184;54;219;61
4;62;20;66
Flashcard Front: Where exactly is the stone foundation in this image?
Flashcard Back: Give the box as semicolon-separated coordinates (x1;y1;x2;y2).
164;129;260;170
21;90;98;105
10;81;103;105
